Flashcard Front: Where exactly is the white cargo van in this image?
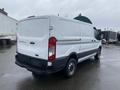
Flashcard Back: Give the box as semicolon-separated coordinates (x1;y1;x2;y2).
15;15;102;78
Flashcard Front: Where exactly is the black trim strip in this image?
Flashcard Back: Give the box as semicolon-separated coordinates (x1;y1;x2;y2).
57;39;99;45
77;49;98;59
58;39;81;42
57;41;98;45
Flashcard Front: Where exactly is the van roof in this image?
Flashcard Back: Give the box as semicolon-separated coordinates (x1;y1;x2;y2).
19;15;93;26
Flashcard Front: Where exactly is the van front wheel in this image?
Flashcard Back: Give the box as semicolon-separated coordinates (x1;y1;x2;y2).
63;58;77;78
94;48;101;60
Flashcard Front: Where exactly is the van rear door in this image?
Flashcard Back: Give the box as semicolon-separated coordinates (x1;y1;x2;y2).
17;18;49;59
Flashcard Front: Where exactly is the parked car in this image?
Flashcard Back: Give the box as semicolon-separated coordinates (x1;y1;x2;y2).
15;15;102;78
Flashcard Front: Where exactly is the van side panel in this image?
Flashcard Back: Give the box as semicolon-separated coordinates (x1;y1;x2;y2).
79;24;97;52
50;17;80;58
50;17;100;59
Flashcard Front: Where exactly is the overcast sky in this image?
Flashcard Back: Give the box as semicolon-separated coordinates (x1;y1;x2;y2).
0;0;120;30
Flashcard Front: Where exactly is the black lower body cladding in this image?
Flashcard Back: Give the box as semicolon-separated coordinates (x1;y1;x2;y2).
77;49;98;59
15;53;68;74
15;49;99;74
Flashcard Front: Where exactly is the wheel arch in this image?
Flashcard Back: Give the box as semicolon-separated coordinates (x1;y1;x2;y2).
67;52;78;63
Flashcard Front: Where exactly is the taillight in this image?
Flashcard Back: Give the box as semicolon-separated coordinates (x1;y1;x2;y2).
48;37;57;62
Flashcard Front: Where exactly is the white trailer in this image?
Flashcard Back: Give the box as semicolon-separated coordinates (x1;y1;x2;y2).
0;10;18;45
101;31;118;43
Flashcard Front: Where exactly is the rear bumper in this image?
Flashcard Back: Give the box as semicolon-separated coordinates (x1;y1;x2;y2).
15;53;68;74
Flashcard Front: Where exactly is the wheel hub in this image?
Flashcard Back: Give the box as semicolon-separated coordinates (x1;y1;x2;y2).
68;62;75;75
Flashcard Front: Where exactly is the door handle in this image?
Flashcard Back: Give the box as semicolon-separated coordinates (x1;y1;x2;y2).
92;40;96;42
30;42;35;44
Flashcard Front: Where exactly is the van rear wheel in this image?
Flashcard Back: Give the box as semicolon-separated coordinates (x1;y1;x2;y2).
63;58;77;78
32;72;44;79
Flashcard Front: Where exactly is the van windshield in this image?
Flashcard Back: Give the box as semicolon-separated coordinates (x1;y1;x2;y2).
18;18;49;37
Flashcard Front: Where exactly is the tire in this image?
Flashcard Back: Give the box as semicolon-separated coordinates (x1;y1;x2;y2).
32;72;44;79
63;58;77;78
94;48;101;60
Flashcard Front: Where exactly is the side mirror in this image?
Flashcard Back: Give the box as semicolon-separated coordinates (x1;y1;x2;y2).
94;27;101;40
97;30;101;40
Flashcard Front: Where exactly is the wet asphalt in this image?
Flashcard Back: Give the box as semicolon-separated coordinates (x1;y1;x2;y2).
0;45;120;90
